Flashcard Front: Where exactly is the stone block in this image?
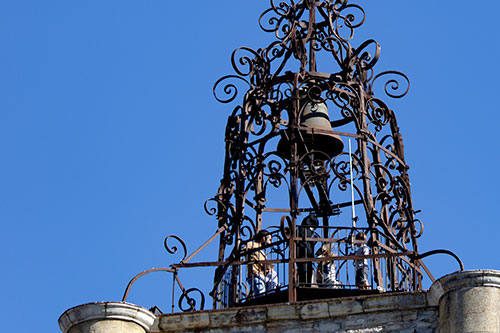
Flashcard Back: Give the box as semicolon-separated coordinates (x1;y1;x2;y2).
207;306;267;329
327;298;363;317
267;304;298;321
264;319;301;331
311;318;342;332
299;302;330;320
158;312;210;331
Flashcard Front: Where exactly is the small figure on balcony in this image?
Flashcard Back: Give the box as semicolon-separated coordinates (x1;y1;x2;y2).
316;243;341;288
297;214;318;286
354;232;371;290
265;262;279;292
244;229;272;297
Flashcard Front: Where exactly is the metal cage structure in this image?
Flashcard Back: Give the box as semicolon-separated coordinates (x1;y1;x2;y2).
122;0;463;313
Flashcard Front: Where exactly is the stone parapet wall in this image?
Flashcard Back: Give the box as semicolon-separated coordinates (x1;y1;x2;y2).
59;270;500;333
153;293;438;333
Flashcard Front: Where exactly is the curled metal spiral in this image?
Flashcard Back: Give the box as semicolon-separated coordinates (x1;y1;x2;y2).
231;47;264;77
240;216;257;242
262;154;290;191
204;197;224;216
164;235;188;262
334;3;366;42
213;75;250;103
370;71;410;99
351;39;381;71
332;152;363;190
179;288;205;312
259;0;298;40
329;83;359;120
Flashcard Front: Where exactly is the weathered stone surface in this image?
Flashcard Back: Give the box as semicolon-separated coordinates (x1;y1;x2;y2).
158;311;210;330
328;297;364;317
430;270;500;333
59;302;155;333
299;301;329;320
64;271;500;332
266;303;298;321
68;319;145;333
154;292;438;332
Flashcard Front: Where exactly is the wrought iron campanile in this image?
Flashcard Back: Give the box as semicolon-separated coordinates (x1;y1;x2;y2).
210;0;428;306
122;0;463;313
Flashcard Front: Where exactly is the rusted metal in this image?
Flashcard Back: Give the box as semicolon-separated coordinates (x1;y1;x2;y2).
122;267;175;302
206;0;462;307
182;223;228;264
169;251;418;269
121;0;462;313
413;249;464;272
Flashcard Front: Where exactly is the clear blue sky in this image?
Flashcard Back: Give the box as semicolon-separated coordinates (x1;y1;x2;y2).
1;1;499;332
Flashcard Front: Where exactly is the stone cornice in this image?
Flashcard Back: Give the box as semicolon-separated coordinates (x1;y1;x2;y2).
428;269;500;306
58;302;156;332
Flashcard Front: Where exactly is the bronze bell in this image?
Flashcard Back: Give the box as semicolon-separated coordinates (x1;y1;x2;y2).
277;102;344;160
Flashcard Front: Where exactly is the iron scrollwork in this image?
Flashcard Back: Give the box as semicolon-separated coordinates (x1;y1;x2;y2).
122;0;462;313
208;0;462;308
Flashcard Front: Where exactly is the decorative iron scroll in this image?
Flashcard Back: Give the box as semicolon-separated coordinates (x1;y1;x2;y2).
121;235;206;312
